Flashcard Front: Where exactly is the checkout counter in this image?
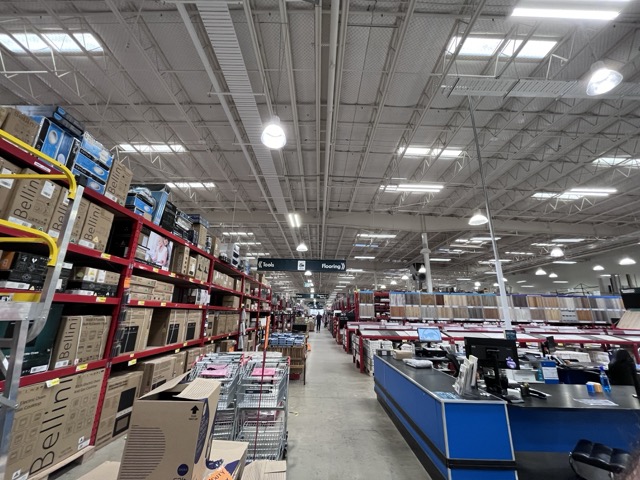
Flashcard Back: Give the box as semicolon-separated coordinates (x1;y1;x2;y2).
374;355;640;480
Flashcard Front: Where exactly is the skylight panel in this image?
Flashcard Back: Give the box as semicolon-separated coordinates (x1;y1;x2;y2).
593;157;640;168
167;182;215;189
0;32;103;54
447;36;557;59
120;143;186;153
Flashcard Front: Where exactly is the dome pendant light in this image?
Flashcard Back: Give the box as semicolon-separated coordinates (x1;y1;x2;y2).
261;116;286;149
550;246;564;258
549;272;558;278
468;211;489;226
296;242;308;252
586;62;623;96
535;268;547;276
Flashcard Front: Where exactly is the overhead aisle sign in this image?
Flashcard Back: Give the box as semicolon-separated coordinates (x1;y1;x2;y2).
256;258;346;272
293;293;329;299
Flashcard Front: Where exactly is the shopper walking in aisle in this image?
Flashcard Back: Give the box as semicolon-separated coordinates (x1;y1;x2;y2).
316;313;322;332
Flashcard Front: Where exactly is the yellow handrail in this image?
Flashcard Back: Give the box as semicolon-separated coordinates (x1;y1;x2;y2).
0;220;59;266
0;128;78;200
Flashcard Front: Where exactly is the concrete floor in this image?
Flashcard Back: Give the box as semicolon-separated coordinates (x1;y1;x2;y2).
53;327;428;479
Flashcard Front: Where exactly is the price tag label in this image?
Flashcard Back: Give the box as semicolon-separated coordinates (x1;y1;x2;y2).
160;302;167;307
100;253;111;260
189;278;195;283
153;268;159;273
198;305;203;309
183;342;188;347
130;353;135;358
128;359;137;366
175;349;180;353
124;277;131;288
138;301;145;306
76;363;88;372
45;378;60;388
96;296;107;303
170;272;176;277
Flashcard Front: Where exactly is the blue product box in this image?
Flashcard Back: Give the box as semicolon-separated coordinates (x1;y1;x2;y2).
80;132;113;169
18;105;84;134
129;206;152;219
34;118;66;159
187;214;210;228
55;135;78;165
125;194;154;215
71;166;106;194
150;189;170;225
71;150;110;182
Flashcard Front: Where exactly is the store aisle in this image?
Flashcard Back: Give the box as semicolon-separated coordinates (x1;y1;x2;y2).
286;329;429;480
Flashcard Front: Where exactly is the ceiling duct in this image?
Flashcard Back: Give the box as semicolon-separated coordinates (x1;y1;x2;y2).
193;2;289;215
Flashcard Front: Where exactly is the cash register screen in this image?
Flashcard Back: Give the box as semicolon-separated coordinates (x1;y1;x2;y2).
417;328;442;343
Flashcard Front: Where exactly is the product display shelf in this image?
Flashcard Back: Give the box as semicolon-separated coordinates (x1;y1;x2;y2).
211;284;244;296
126;299;207;309
204;332;241;342
111;338;203;365
132;261;210;287
209;306;242;312
0;359;109;391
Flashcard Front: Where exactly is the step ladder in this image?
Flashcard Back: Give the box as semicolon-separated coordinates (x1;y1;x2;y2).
0;129;84;477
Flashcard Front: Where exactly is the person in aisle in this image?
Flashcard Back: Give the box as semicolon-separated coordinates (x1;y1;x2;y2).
607;349;640;396
316;312;322;332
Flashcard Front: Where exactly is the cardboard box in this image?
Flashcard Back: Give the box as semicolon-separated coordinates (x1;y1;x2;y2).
114;308;153;355
105;161;133;206
0;157;21;210
148;310;182;347
50;315;83;369
242;461;287;480
78;462;121;480
153;280;175;294
0;304;63;377
183;311;201;342
130;275;156;288
169;351;187;377
219;339;235;353
0;107;40;144
76;315;110;363
95;371;143;449
171;244;190;276
134;355;177;396
1;168;61;231
221;296;240;309
79;203;114;252
187;256;197;276
72;266;99;282
204;441;248;480
117;376;221;480
70;198;90;244
5;369;104;480
184;347;203;372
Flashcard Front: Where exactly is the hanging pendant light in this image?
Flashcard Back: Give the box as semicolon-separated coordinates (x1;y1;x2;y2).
549;272;558;278
418;265;426;273
401;274;409;280
550;246;564;257
296;242;308;252
261;116;286;149
468;211;489;226
535;268;547;276
593;265;604;271
304;270;312;276
586;62;623;96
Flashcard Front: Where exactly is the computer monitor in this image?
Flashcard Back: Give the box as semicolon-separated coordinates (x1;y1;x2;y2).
417;327;442;344
464;337;520;370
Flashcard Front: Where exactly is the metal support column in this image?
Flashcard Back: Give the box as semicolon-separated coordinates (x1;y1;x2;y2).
468;97;512;331
420;231;433;292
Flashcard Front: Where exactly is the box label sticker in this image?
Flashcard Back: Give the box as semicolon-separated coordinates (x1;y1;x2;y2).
30;364;48;374
96;297;107;303
41;180;56;199
54;360;69;369
0;167;15;189
78;239;96;249
8;216;31;228
128;359;137;366
45;378;60;388
76;363;88;372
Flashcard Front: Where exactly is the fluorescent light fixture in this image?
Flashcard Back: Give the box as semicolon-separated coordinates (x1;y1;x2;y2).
353;243;379;248
237;241;261;245
516;280;527;283
619;257;636;265
451;244;483;249
521;285;535;288
400;146;430;156
512;8;620;21
261;116;286;149
430;258;451;262
549;273;558;278
474;281;481;287
468;212;489;226
553;281;569;284
401;274;409;280
288;213;301;228
347;268;363;272
593;157;640;168
447;36;556;59
533;192;609;200
431;148;464;158
600;274;612;277
167;182;215;189
455;239;469;243
399;147;463;157
484;271;497;275
0;32;103;54
357;233;396;239
531;243;557;247
506;251;535;256
587;63;623;96
552;238;585;243
552;260;577;264
222;232;253;236
535;268;547;276
418;265;426;273
304;270;312;276
569;188;616;194
593;265;605;271
470;236;501;241
120;143;185;153
550;247;564;257
457;278;472;281
296;242;308;252
382;184;443;193
354;256;375;260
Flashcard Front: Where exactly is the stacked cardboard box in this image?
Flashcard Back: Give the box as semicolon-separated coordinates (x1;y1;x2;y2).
209;313;239;337
148;309;183;346
4;369;104;480
129;275;156;301
212;270;237;290
66;132;113;196
134;355;176;395
95;371;143;449
0;251;48;289
195;254;210;282
0;107;40;144
152;279;174;302
50;314;110;369
104;161;133;206
112;308;153;356
169;350;187;377
67;267;120;296
184;310;202;341
222;295;241;309
171;244;190;275
184;347;204;371
77;202;114;252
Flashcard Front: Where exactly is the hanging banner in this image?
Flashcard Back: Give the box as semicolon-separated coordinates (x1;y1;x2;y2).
257;258;346;272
